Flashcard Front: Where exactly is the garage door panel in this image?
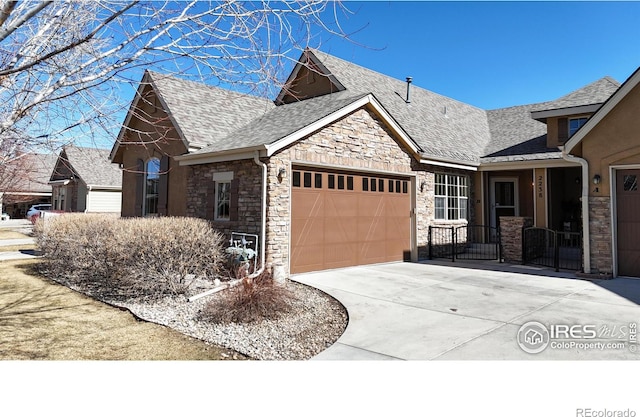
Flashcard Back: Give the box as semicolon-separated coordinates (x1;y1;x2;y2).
325;217;358;244
292;190;324;218
359;241;388;264
324;243;359;270
357;217;386;241
616;169;640;277
326;193;359;217
291;217;325;246
291;168;411;274
358;195;385;217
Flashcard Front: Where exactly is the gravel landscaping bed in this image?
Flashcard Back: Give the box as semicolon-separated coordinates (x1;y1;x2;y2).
50;275;348;360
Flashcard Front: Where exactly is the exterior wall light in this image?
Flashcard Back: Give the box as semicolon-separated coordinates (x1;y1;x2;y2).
420;181;426;192
593;174;601;185
277;167;286;182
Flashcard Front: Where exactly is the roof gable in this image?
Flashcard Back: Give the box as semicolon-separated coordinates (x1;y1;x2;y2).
531;76;620;120
53;146;122;188
110;70;275;162
565;67;640;154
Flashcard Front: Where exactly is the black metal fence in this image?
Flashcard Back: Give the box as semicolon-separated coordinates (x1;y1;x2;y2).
428;225;501;262
522;227;582;272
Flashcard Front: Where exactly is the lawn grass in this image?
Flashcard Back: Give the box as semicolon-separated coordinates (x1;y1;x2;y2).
0;245;35;252
0;230;30;240
0;260;247;360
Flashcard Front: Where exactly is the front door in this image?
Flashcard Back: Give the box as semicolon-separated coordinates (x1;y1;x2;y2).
490;178;518;232
616;169;640;277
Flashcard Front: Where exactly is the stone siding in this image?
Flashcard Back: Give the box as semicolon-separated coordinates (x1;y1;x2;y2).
500;216;533;263
187;159;263;242
588;196;613;274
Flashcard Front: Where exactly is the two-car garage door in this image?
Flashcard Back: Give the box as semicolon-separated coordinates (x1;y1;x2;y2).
291;167;411;274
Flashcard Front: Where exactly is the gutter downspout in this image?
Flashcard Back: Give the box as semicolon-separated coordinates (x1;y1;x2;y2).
250;150;267;278
562;151;591;274
188;151;268;302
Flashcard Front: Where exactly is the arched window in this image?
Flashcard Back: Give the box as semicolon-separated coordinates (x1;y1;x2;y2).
144;158;160;216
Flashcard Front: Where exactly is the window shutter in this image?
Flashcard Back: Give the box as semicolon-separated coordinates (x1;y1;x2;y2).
558;117;568;142
134;158;144;217
206;181;216;220
158;155;169;216
230;179;240;221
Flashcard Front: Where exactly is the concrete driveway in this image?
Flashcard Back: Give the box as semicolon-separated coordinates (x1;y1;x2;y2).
292;261;640;360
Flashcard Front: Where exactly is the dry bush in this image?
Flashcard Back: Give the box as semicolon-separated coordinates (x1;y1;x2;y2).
34;214;224;299
200;270;297;324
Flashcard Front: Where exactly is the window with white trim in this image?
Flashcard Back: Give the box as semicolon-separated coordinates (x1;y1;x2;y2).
434;174;468;220
215;181;231;220
569;117;588;137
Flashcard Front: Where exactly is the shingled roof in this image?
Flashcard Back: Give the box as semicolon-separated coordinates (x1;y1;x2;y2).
147;71;275;149
532;76;620;113
304;50;491;164
52;146;122;188
126;50;624;167
1;153;58;194
483;103;556;163
192;90;370;154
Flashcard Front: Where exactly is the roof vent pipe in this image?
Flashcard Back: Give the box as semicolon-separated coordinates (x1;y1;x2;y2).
405;76;412;103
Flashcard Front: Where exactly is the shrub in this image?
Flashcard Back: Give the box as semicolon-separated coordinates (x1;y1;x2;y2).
34;214;225;299
199;270;297;324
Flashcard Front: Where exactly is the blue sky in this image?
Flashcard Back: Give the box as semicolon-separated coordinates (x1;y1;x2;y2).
316;1;640;109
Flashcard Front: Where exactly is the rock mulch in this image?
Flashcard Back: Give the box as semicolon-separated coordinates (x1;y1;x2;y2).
51;275;348;360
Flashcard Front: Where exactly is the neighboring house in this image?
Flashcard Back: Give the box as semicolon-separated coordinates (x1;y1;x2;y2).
0;152;58;218
50;146;122;214
110;48;640;278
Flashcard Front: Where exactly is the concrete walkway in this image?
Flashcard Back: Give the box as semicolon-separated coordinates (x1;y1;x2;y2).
292;261;640;360
0;220;39;261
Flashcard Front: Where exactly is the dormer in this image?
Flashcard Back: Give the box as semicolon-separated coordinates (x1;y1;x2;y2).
275;49;345;105
530;77;620;148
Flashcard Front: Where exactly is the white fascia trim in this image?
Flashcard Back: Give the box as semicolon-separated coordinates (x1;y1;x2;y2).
531;104;601;120
565;71;640;154
86;185;122;191
266;95;420;158
420;158;478;171
3;191;51;197
48;179;71;186
478;159;578;171
177;148;266;166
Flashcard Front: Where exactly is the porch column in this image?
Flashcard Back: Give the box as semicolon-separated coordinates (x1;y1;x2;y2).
533;168;547;228
500;216;533;263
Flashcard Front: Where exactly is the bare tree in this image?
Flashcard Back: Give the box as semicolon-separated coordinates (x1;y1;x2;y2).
0;1;358;165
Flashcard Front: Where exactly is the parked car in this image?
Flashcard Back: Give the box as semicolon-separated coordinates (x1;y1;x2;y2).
1;212;9;221
26;204;52;222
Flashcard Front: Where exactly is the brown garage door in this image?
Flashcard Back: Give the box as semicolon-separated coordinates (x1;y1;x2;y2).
291;168;411;274
616;169;640;277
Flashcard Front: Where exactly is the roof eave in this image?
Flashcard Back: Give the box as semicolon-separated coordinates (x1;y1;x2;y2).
565;66;640;154
530;103;602;121
266;94;422;159
176;145;268;166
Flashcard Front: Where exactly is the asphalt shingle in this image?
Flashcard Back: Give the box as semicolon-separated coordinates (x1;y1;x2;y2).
55;146;122;188
148;71;275;149
308;50;491;163
531;76;620;112
193;91;369;154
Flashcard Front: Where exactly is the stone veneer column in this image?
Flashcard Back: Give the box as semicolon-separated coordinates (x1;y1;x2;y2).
500;216;533;264
588;196;613;274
